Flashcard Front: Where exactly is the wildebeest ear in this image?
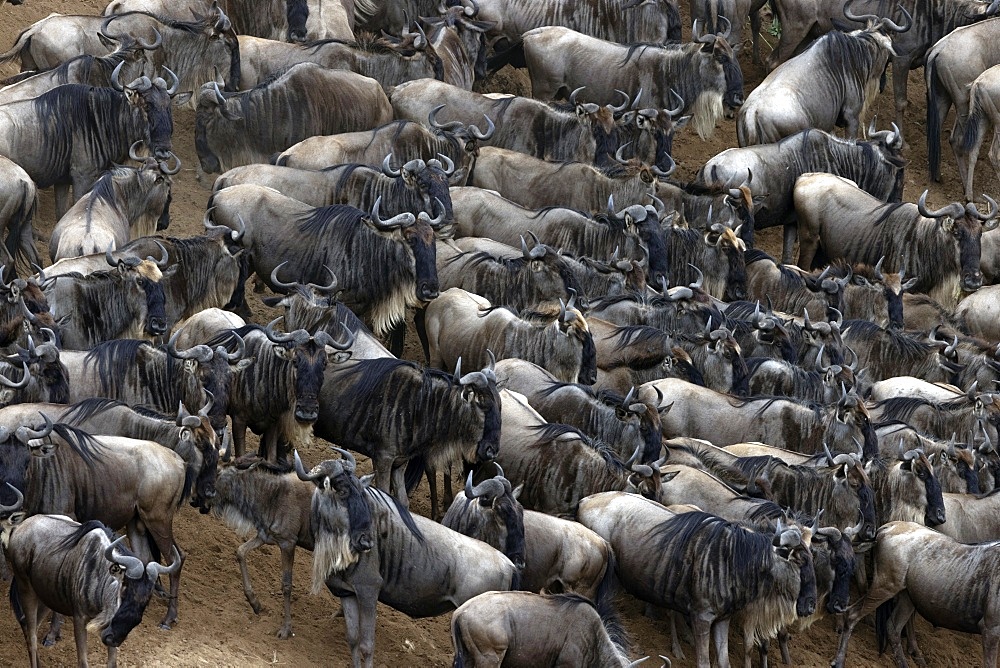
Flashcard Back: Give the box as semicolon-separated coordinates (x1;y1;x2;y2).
328;350;352;364
236;358;254;371
511;484;523;500
271;346;293;361
172;92;193;107
661;470;680;483
261;296;284;307
5;511;24;527
163;265;180;278
675;115;692;129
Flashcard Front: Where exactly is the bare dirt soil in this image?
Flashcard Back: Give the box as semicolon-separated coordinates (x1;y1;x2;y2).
0;1;989;666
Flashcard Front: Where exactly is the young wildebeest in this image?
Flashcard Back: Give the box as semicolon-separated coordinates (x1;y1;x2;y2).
49;159;177;262
832;521;1000;668
425;287;596;385
0;417;188;629
794;174;1000;308
450;591;656;667
314;355;501;510
2;511;180;668
492;389;666;517
443;471;613;599
496;357;661;464
295;449;517;668
209;455;315;639
207;184;442;343
579;492;816;668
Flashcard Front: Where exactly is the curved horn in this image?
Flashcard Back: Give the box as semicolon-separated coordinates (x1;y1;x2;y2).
3;360;37;391
150;240;169;268
967;194;1000;222
129;140;144;162
105;536;145;580
666;88;685;117
293;450;321;482
315;321;355;352
263;316;295;343
843;0;881;22
166;330;211;362
161;66;179;96
615;142;633;164
110;60;125;92
0;482;22;513
873;256;885;281
469;114;495;140
917;190;963;219
610;89;631;113
418;198;447;229
136;27;162;50
222;331;246;362
880;4;912;32
842;514;865;539
569;87;586;105
434;152;455;175
381;154;401;177
428;105;463;131
146;546;183;579
269;261;297;291
688;264;704;290
369;197;415;230
307;265;339;294
157;152;181;175
17;413;54;443
330;445;357;470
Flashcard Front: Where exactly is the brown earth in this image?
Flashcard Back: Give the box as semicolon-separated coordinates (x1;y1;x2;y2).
0;1;990;666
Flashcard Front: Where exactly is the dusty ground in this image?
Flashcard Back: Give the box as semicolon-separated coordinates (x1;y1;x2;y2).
0;1;991;666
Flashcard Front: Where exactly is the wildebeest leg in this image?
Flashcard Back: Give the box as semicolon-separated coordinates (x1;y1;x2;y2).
414;307;428;364
712;618;732;668
106;645;118;668
954;119;982;203
53;184;71;221
891;59;911;147
987;126;1000;203
691;614;714;668
236;535;266;614
41;612;64;646
72;612;90;668
896;599;926;668
277;542;296;639
752;637;766;668
832;577;904;668
388;322;405;358
778;628;792;664
783;223;800;265
666;609;687;659
749;0;764;65
147;530;185;629
982;626;1000;668
391;463;409;507
373;456;393;496
14;582;43;668
425;468;439;521
233;417;248;458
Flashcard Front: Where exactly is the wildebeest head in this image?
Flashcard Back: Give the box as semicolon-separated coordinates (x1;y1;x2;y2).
427;105;496;160
295;448;374;560
866;122;906;202
559;293;597;385
105;246;171;337
696;324;748;396
423;5;496;82
0;483;24;548
824;447;877;542
449;471;526;570
811;525;856;614
799;308;845;368
899;447;947;527
101;536;181;647
367;197;442;304
605;386;662;464
0;267;58;349
263;318;355;424
831;258;917;330
6;327;68;406
505;235;588;309
167;329;247;434
285;0;309;42
453;353;503;462
704;223;748;302
194;81;242;174
176;399;220;511
616;88;689;174
692;20;744;113
773;520;816;618
121;155;177;233
917;191;999;293
111;61;178;164
930;438;980;494
831;388;878;461
606;196;668;286
381;153;455;227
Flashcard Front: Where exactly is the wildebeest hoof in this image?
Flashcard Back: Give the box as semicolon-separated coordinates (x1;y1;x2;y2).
41;634;60;647
159;622;173;631
277;627;293;639
249;601;262;615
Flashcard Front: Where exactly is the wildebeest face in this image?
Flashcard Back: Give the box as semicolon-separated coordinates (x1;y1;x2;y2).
180;414;219;512
703;38;743;111
286;0;309;42
304;456;375;555
463;374;502;462
402;221;440;303
193;99;220;174
414;165;454;226
129;83;174;162
949;216;989;292
128;264;168;337
275;340;336;423
492;490;526;570
102;546;179;647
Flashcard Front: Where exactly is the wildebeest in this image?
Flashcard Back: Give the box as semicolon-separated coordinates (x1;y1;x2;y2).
496;357;661;464
2;512;180;668
436;237;584;311
42;249;174;349
522;23;743;140
869;387;1000;447
275;111;493;184
794;174;999;307
745;250;850;321
746;352;858;403
195;63;392;174
425;288;596;385
443;471;613;598
663;217;748;301
0;416;189;628
213;158;451;226
206;319;355;462
696;125;905;263
925;18;1000;182
207;184;441;339
690;0;754;54
492;389;666;516
639;377;878;459
0;8;240;100
391;79;628;167
450;591;653;667
831;521;1000;668
313;355;500;508
448;188;662;282
579;492;816;668
0;66;180;218
842;319;965;383
737;9;906;145
208;455;315;638
0;36;157;106
296;449;517;668
49;160;176;262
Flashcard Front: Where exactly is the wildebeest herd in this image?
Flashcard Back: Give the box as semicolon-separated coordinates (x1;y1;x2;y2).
0;0;1000;666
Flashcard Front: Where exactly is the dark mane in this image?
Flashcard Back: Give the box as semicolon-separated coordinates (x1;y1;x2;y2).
54;519;114;552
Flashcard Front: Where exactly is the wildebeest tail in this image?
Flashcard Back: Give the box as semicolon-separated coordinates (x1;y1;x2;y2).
6;179;38;276
875;598;895;655
8;580;24;627
594;553;630;656
925;54;946;182
450;613;467;668
0;30;31;67
404;454;426;495
273;153;289;166
959;87;987;155
486;40;525;72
